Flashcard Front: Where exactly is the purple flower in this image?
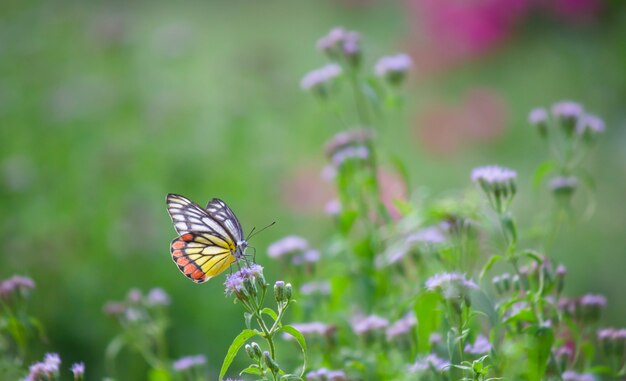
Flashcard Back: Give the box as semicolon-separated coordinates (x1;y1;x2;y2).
406;225;447;245
471;165;517;186
0;275;35;300
528;107;549;125
580;294;607;307
408;354;450;373
24;353;61;381
300;64;342;94
324;129;373;159
283;322;335;340
331;146;369;168
70;362;85;378
551;101;584;121
386;313;417;341
147;287;171;306
317;27;348;52
551;100;584;135
464;335;492;354
351;314;389;335
173;355;207;371
528;107;549;137
425;272;478;301
292;249;321;266
306;368;347;381
562;371;595;381
324;199;341;216
375;53;413;84
549;176;578;194
126;288;142;303
267;236;309;259
577;113;605;142
300;281;331;296
224;264;264;299
316;27;361;66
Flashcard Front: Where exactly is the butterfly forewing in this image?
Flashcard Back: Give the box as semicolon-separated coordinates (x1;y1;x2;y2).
205;198;244;243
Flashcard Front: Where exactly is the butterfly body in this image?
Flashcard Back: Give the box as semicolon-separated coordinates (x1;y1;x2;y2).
166;194;247;283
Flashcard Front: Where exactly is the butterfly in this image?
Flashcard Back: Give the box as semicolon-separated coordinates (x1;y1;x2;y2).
166;194;249;283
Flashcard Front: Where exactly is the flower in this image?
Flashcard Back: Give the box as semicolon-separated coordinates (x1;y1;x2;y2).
267;236;309;259
562;370;595;381
0;275;35;300
408;354;450;373
23;353;61;381
375;53;413;85
146;287;171;306
316;27;361;66
425;272;478;299
224;264;265;300
471;165;517;212
324;128;373;159
471;165;517;186
70;362;85;379
173;355;207;371
528;107;549;137
386;313;417;341
331;145;369;168
351;314;389;335
300;64;342;96
551;100;583;135
406;225;447;245
579;293;607;321
300;281;331;296
324;199;341;216
103;301;126;316
126;288;142;303
464;335;492;354
306;368;347;381
283;322;335;340
577;113;605;143
549;176;579;196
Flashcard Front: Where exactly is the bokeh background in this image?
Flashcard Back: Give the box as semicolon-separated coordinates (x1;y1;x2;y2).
1;0;625;379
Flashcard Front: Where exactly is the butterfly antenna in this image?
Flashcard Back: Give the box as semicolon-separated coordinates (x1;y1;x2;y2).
246;226;257;241
247;221;276;241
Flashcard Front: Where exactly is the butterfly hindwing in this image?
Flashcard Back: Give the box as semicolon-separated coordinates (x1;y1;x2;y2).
171;232;236;283
166;194;235;249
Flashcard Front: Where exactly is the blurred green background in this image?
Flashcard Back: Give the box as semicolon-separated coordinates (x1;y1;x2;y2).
1;0;625;379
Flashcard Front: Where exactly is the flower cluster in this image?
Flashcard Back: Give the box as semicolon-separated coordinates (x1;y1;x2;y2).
23;353;84;381
0;275;35;302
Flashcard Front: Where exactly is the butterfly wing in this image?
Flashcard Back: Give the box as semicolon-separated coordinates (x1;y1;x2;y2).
166;194;239;283
205;198;244;243
171;232;236;283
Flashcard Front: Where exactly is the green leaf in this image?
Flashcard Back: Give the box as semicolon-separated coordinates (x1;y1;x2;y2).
148;367;171;381
521;250;543;263
414;292;441;353
532;161;556;189
219;329;260;380
480;255;503;281
279;325;307;377
525;325;554;380
261;308;278;322
239;365;263;376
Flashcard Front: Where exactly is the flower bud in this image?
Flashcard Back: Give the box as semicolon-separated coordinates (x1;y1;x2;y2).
285;283;293;301
245;344;256;360
551;101;583;137
274;281;285;304
549;176;578;199
251;342;263;359
528;108;549;138
263;351;280;373
243;277;257;298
